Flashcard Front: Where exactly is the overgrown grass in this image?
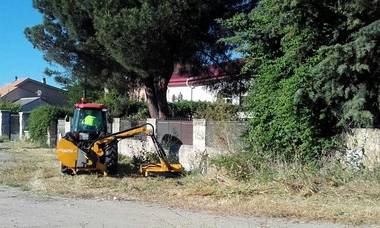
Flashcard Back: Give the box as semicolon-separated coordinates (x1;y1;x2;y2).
0;141;379;225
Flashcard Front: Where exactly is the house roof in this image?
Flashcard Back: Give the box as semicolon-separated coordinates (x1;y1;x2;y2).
0;78;27;97
13;97;45;106
168;60;243;87
0;78;64;97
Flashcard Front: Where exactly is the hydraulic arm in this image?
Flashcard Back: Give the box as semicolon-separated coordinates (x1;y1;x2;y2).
56;123;183;176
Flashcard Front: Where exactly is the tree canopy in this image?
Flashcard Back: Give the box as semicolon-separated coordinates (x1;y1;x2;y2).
223;0;380;160
25;0;251;118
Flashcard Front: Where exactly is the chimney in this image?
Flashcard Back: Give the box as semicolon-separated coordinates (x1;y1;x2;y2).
15;76;18;81
42;77;46;84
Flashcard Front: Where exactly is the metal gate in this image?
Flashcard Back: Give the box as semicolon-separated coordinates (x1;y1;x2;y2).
10;113;19;140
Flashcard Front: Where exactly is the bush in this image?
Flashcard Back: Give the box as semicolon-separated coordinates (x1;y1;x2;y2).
169;100;239;120
212;150;380;186
29;105;69;145
96;91;149;120
169;101;207;118
0;100;21;112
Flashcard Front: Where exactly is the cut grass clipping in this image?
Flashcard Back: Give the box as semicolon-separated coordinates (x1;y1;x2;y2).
0;141;379;225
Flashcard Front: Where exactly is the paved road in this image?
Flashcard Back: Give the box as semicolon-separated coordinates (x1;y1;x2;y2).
0;186;355;228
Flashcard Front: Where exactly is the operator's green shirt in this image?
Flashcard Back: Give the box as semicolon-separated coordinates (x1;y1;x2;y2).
84;115;97;127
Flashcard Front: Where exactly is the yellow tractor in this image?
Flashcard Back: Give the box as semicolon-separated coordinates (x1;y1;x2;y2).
56;100;183;176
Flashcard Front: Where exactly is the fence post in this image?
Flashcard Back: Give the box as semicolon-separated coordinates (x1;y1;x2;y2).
19;112;28;140
0;111;11;139
64;118;71;134
181;119;207;171
193;119;206;152
112;118;121;133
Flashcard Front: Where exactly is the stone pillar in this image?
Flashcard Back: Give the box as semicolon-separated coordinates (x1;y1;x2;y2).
57;119;66;141
146;118;157;134
64;118;71;134
19;112;28;140
179;119;207;171
146;118;157;152
193;119;206;152
0;111;11;139
112;118;121;133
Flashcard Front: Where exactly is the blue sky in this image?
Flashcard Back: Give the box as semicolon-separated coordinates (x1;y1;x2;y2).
0;1;59;87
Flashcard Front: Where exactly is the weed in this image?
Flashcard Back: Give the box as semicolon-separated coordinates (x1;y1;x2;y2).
0;141;379;225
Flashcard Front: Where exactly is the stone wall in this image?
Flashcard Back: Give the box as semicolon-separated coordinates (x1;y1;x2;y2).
13;115;380;170
115;119;247;171
345;128;380;168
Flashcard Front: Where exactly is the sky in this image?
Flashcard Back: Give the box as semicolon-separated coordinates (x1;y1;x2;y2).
0;0;59;88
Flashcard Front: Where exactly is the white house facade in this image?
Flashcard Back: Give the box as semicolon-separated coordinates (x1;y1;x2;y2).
131;61;244;105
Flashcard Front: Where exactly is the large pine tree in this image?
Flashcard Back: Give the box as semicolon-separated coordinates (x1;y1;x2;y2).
26;0;250;118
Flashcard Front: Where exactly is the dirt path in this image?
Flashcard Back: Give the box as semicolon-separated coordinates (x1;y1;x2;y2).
0;141;377;227
0;186;352;228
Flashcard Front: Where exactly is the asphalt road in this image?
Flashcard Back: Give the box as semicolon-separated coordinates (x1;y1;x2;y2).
0;186;355;228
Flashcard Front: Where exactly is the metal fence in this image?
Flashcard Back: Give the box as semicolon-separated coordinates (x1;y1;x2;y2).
120;119;146;131
10;113;19;140
156;119;193;146
206;121;248;152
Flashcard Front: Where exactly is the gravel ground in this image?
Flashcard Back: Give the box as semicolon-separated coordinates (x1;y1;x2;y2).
0;186;359;228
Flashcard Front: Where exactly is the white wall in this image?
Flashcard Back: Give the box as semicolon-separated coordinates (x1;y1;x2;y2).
167;85;241;104
167;86;216;102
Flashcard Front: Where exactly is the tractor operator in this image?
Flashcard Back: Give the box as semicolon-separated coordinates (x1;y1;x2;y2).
82;111;98;130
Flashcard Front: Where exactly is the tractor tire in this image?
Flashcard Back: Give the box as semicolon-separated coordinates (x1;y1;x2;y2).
60;163;73;175
104;142;118;175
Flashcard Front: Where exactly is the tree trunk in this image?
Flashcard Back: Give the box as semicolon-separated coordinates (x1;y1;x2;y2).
145;80;159;118
144;75;171;119
155;77;170;119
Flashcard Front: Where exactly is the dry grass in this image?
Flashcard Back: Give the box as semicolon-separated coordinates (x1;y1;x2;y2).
0;141;379;225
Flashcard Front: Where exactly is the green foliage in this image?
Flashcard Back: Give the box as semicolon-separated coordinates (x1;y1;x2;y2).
169;101;208;119
212;149;380;185
65;83;104;107
29;106;69;145
169;100;239;120
26;0;249;118
0;100;21;112
194;100;239;121
222;0;380;161
96;91;148;120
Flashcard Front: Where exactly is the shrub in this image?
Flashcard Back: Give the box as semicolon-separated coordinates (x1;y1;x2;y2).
0;100;21;112
169;101;207;118
194;99;239;121
169;100;239;120
29;105;69;145
96;91;149;120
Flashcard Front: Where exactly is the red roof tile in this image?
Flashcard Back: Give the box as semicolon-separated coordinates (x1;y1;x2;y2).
0;78;28;97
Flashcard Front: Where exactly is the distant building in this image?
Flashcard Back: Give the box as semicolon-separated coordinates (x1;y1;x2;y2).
132;60;244;105
0;77;66;112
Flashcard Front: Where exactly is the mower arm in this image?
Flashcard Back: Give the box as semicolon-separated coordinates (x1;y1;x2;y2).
89;123;170;165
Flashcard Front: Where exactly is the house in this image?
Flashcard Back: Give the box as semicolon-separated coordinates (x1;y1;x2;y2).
167;61;243;104
132;60;245;105
0;77;66;112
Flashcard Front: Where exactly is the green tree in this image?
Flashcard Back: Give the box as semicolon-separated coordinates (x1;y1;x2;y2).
223;0;380;160
25;0;250;119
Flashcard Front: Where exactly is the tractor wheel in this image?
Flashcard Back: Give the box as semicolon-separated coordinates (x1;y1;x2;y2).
60;163;73;175
104;143;118;175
